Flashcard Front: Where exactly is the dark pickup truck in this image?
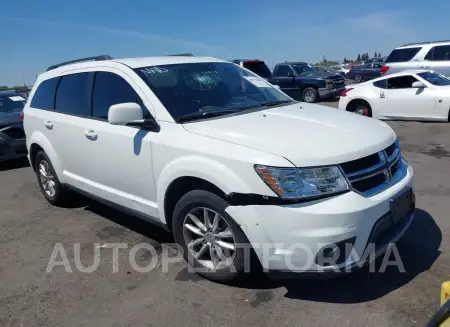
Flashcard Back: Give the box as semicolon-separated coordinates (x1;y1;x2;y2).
346;63;382;83
270;62;345;102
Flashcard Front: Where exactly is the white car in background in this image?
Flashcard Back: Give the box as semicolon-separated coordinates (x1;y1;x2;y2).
338;70;450;122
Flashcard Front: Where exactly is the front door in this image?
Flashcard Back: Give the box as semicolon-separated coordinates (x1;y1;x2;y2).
380;75;435;119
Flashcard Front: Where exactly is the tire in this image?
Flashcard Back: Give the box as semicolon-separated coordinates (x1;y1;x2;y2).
302;87;318;103
172;190;251;282
35;151;69;206
355;75;362;83
351;102;372;117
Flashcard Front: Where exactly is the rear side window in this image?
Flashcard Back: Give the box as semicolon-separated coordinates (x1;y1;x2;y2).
55;73;92;116
426;45;450;61
385;47;421;63
92;72;143;119
373;79;387;89
243;61;272;79
30;77;60;110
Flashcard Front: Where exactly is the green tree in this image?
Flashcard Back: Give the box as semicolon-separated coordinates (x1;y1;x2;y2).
378;52;382;58
0;85;8;91
357;54;361;62
374;52;377;58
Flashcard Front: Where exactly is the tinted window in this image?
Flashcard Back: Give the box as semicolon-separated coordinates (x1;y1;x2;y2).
0;94;26;113
92;72;143;119
373;79;387;89
242;62;272;79
429;45;450;61
30;77;60;110
425;48;434;60
274;65;293;77
418;71;450;86
55;73;91;116
387;75;418;89
386;47;421;63
135;62;292;121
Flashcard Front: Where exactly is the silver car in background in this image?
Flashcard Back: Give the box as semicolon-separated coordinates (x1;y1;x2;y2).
382;40;450;76
0;91;27;162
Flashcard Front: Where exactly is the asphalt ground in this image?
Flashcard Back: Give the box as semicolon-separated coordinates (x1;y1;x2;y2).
1;97;449;326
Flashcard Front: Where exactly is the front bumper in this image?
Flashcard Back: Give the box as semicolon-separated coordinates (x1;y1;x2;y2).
318;86;346;99
0;127;27;162
226;164;414;274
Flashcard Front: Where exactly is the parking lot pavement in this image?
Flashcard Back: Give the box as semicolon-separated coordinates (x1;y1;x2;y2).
1;104;449;326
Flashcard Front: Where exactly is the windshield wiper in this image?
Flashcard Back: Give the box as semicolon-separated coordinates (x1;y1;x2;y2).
252;100;294;108
178;108;240;122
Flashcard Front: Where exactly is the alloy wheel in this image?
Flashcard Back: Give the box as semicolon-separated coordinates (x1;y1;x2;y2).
183;207;236;270
304;90;316;102
38;160;56;197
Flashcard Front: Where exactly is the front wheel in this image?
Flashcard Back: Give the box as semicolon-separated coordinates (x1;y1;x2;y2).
302;87;318;103
354;75;362;83
172;190;251;282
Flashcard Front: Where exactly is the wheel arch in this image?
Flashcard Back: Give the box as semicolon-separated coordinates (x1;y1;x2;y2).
157;156;253;227
27;131;63;178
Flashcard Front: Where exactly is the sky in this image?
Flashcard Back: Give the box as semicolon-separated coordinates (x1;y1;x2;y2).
2;0;449;86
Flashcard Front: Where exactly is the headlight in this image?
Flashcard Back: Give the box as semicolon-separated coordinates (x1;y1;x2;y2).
254;165;349;199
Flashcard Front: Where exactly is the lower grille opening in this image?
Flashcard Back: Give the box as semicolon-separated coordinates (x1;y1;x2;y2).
352;173;386;193
2;128;26;140
390;160;399;176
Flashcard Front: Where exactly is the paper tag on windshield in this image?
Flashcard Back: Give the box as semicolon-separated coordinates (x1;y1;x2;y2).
243;76;271;88
9;96;25;102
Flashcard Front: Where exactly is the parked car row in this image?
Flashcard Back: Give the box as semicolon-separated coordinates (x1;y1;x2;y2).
230;59;346;103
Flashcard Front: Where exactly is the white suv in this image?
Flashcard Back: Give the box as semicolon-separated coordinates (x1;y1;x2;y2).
24;55;415;281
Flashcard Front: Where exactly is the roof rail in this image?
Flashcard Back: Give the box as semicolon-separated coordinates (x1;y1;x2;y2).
168;53;194;56
400;40;450;47
46;55;113;71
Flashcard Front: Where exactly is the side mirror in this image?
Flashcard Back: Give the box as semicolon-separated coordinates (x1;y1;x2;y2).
108;102;143;125
412;81;426;88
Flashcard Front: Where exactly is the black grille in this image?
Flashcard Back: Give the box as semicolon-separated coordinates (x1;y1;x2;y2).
352;173;386;193
2;127;25;140
333;79;345;87
340;153;380;174
390;159;399;176
385;143;396;158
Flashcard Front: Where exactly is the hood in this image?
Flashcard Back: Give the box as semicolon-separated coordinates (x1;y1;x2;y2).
0;112;22;127
182;103;396;166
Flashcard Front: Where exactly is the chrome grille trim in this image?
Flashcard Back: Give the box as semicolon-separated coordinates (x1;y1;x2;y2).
339;140;407;197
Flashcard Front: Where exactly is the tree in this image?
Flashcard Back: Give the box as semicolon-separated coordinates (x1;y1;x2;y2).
343;57;347;63
357;54;361;62
374;52;377;58
0;85;8;91
378;52;382;58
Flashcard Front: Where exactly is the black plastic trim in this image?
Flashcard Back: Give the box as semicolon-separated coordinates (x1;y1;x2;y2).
226;190;349;206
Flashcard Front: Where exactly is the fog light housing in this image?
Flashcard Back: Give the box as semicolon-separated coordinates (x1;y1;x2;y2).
315;237;356;266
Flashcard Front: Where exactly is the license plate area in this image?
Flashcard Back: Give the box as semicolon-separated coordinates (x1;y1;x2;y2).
390;188;414;224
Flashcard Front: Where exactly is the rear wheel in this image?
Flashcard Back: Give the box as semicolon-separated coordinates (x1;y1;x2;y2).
348;100;372;117
35;151;70;206
354;75;362;83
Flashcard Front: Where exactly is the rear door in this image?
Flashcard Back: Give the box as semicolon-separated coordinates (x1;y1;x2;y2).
422;45;450;77
381;75;435;119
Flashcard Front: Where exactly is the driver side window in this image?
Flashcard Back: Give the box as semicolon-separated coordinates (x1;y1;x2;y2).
387;75;418;89
275;65;294;77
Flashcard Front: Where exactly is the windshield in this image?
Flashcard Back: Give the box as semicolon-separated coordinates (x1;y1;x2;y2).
242;61;272;79
135;62;293;122
292;63;318;76
0;95;26;113
418;71;450;86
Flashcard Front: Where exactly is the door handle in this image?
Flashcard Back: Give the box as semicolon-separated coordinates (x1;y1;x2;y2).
421;65;429;69
44;121;53;129
84;130;98;140
380;91;385;98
